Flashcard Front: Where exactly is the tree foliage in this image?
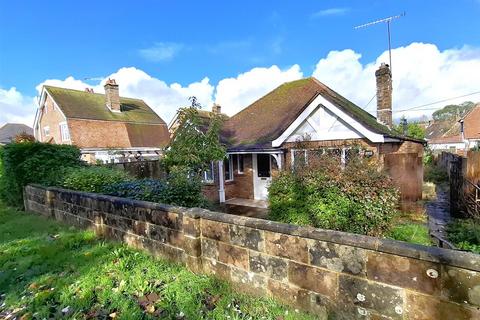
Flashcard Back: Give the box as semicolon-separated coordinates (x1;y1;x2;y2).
164;97;226;174
393;116;426;139
432;101;475;121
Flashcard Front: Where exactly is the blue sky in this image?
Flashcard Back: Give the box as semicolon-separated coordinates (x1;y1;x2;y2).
1;0;480;125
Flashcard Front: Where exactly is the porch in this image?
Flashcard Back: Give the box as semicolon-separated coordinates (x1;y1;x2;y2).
218;149;284;203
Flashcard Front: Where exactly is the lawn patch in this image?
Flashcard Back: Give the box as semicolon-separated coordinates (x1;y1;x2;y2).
387;222;431;246
0;205;316;320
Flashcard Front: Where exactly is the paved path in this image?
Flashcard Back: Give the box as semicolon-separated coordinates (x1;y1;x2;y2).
425;184;454;247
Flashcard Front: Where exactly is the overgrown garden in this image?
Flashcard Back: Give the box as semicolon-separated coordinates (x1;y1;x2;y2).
268;148;400;237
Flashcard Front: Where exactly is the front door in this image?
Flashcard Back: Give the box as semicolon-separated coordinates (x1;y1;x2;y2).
253;154;271;200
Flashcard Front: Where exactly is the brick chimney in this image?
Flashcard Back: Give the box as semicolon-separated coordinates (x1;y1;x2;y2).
375;63;392;127
104;78;121;112
212;103;221;114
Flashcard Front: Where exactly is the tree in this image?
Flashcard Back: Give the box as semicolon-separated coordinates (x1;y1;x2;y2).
163;97;226;175
432;101;475;121
393;116;425;140
14;132;36;143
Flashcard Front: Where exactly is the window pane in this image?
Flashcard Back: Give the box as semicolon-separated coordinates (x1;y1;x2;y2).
257;154;271;177
203;162;214;183
293;150;307;167
238;155;244;173
224;157;232;180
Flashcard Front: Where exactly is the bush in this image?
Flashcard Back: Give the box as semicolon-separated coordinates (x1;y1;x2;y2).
268;154;399;236
424;164;448;184
447;219;480;254
0;142;81;206
104;167;207;208
61;166;132;193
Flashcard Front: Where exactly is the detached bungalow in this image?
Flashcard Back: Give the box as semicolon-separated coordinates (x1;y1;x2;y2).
203;64;424;203
34;80;170;163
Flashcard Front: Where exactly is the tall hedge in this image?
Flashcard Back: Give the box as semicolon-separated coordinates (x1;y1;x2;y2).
0;142;81;206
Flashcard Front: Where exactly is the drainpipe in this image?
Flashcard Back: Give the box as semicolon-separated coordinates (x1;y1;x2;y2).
218;160;225;203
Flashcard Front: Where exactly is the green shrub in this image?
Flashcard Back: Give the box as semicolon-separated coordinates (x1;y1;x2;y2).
0;142;81;206
61;166;132;193
104;167;207;208
424;164;448;184
447;219;480;254
269;154;399;237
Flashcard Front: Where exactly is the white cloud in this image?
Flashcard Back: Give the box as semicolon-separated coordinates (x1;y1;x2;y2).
214;65;303;115
311;7;350;18
139;42;184;62
312;42;480;120
0;87;36;127
3;42;480;127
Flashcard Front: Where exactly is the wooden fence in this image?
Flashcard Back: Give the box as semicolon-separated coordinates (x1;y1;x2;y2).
439;151;480;218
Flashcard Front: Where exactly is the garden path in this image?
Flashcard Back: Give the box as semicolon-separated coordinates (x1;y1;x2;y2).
425;183;455;248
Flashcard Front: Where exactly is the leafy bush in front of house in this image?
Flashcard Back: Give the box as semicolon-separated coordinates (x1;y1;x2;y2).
0;142;82;206
447;219;480;254
268;154;400;236
61;166;133;193
104;167;207;208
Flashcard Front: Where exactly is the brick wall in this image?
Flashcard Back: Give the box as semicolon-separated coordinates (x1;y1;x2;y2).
38;95;69;144
25;184;480;320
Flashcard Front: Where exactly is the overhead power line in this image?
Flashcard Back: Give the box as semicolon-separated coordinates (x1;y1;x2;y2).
393;90;480;113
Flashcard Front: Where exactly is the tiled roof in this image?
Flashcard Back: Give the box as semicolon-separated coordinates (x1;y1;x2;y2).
44;85;170;148
0;123;33;144
221;77;413;150
463;103;480;139
44;86;166;124
428;135;463;144
424;119;459;141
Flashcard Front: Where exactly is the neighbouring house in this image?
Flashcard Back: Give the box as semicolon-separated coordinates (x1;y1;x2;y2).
460;103;480;150
168;103;229;139
33;79;170;163
201;63;425;203
0;123;34;145
427;103;480;154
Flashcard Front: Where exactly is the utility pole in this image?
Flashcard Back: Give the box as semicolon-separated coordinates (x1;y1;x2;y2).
354;12;405;77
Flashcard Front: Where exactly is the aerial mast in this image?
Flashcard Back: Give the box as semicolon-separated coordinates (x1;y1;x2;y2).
354;12;405;76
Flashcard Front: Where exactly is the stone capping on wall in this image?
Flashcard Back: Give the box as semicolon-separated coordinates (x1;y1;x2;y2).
26;184;480;273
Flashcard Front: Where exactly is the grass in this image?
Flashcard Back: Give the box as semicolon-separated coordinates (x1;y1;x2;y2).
387;208;432;246
447;219;480;254
0;205;316;320
387;222;431;246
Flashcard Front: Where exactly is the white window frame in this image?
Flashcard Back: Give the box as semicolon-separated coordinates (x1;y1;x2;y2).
202;161;215;184
291;147;353;167
237;154;244;174
59;122;70;141
224;155;234;182
43;126;50;136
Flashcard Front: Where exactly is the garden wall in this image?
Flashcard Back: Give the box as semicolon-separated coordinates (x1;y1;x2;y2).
24;184;480;320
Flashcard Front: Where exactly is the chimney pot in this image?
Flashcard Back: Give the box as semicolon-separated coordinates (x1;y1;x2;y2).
104;79;121;112
375;63;393;128
212;103;221;114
